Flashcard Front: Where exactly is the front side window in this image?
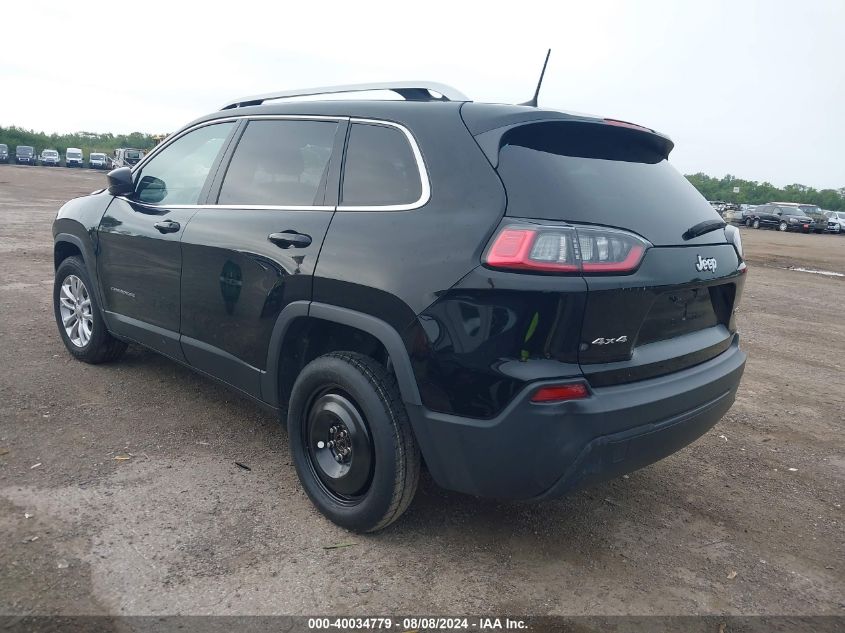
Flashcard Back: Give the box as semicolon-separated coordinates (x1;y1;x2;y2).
134;122;234;205
218;119;338;207
341;123;422;207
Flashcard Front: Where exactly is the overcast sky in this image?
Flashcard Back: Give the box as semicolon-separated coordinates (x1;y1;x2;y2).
3;0;843;189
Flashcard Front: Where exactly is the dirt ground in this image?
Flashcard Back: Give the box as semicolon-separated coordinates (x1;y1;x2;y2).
0;165;843;618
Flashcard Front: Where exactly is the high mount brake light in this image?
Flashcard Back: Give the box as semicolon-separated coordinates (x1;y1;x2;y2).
603;119;653;132
485;225;649;274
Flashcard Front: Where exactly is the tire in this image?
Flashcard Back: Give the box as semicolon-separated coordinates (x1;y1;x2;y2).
288;352;420;532
753;219;761;229
779;221;788;232
745;218;752;227
53;256;127;364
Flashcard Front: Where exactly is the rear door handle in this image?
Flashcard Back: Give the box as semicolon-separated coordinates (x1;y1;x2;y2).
268;231;312;249
154;219;181;234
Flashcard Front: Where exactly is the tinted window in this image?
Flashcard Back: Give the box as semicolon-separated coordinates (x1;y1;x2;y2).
341;123;422;206
134;122;234;206
495;121;722;246
219;120;337;206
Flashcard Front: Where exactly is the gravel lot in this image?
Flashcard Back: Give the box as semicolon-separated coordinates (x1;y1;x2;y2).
1;165;843;617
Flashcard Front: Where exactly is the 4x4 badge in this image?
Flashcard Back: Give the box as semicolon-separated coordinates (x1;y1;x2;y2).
695;255;717;273
591;336;628;346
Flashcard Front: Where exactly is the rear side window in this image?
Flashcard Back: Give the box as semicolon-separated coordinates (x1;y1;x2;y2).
218;119;337;207
340;123;422;207
495;121;721;246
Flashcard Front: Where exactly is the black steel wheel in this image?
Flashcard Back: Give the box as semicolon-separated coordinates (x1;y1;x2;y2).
305;388;374;500
288;352;420;532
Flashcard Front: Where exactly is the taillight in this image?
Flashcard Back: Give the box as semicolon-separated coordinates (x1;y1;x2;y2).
484;224;650;274
530;382;589;403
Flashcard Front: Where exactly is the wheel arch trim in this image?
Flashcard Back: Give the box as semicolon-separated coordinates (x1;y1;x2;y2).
261;302;421;408
53;232;108;312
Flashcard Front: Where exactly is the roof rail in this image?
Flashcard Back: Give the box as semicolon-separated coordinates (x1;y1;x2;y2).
220;82;470;110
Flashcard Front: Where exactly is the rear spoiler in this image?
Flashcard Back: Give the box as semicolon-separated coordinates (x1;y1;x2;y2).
471;117;674;168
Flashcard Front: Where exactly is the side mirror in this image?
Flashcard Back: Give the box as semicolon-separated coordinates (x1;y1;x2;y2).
107;167;134;196
136;175;167;204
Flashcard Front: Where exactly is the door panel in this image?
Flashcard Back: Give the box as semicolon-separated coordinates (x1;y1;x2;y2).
98;200;199;360
96;121;237;359
179;209;334;394
177;118;343;397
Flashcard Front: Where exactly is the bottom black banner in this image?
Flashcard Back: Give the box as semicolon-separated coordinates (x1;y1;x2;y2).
0;616;842;633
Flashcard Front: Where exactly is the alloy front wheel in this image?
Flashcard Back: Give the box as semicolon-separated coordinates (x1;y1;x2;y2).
58;275;94;347
53;255;127;364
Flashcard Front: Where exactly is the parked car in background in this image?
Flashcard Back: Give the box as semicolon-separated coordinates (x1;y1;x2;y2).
709;200;726;213
770;202;827;234
112;148;144;168
0;144;9;163
65;148;84;168
825;210;845;234
89;152;108;170
723;206;745;225
40;149;61;166
747;204;814;232
15;146;36;165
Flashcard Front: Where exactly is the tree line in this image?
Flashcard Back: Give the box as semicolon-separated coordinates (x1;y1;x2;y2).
685;173;845;211
0;126;157;159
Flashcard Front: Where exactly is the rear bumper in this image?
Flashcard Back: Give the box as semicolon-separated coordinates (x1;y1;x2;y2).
407;337;745;499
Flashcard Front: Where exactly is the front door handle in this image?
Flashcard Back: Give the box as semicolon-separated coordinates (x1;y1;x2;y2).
154;219;181;234
268;231;312;249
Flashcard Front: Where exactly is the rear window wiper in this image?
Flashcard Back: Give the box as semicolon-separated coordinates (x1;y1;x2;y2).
683;219;726;241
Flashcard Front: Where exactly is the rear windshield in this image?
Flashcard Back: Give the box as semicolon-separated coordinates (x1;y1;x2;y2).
496;122;720;246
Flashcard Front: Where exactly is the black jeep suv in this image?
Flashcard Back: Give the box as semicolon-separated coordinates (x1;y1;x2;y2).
52;82;747;532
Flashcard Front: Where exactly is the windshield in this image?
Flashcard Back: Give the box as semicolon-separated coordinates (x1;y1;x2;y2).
0;145;7;151
126;150;141;159
44;151;58;157
17;147;33;155
837;213;845;220
91;154;105;159
67;150;82;158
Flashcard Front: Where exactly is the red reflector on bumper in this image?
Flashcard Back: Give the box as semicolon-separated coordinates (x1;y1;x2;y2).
530;383;589;403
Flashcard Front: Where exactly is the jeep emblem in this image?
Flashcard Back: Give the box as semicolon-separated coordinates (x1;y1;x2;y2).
695;255;717;273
